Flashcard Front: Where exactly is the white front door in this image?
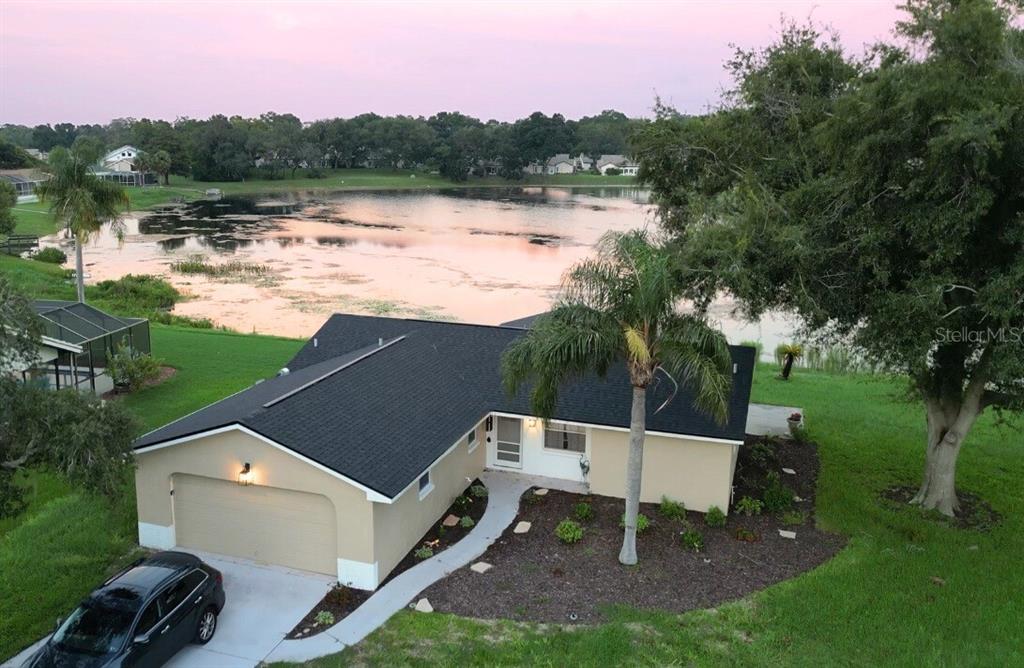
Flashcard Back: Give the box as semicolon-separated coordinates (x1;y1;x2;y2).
494;416;523;468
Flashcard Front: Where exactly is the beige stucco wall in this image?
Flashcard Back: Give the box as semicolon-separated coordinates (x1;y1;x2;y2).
371;421;486;580
588;428;738;513
134;429;375;564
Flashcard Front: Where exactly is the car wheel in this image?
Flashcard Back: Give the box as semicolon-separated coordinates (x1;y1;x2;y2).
194;607;217;644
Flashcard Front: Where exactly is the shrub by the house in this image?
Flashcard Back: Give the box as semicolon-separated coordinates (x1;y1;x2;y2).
658;496;686;521
705;505;727;527
555;519;585;544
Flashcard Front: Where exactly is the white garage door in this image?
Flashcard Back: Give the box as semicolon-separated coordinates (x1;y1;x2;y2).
173;474;337;576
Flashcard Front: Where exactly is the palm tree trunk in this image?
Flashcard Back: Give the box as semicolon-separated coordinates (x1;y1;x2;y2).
618;385;647;565
74;234;86;303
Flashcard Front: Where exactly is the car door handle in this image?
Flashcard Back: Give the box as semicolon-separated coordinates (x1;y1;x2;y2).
160;625;170;635
194;595;203;605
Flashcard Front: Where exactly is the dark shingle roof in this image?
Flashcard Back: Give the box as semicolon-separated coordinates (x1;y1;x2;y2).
136;315;755;499
34;300;146;345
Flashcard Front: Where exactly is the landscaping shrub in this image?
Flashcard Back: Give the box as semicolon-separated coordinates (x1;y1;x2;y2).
620;512;651;534
680;528;704;551
107;345;163;392
705;505;727;527
574;502;594;522
314;610;335;626
658;496;686;521
453;495;472;512
31;247;66;264
781;510;807;526
764;472;796;513
414;546;434;560
735;528;761;542
470;484;488;498
459;515;475;529
736;496;764;516
324;585;354;607
92;274;179;311
555;519;584;544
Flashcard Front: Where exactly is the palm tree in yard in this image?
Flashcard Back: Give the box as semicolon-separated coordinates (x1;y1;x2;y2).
35;147;129;303
502;230;733;565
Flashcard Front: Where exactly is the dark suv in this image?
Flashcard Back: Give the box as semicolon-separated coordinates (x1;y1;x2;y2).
24;551;226;668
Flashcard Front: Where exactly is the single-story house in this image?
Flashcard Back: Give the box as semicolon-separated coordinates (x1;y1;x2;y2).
0;168;48;200
7;300;151;394
133;314;754;590
596;154;640;176
546;154;575;175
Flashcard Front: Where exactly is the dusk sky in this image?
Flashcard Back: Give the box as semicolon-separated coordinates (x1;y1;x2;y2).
1;1;904;126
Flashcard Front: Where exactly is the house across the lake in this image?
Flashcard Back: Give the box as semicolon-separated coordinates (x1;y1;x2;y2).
596;154;640;176
10;300;152;394
93;145;158;186
132;314;754;590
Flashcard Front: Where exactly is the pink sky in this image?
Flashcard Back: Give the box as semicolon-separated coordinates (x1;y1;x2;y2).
0;1;903;125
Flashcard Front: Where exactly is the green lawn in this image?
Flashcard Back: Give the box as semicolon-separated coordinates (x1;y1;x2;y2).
11;170;637;236
0;309;302;659
274;368;1024;667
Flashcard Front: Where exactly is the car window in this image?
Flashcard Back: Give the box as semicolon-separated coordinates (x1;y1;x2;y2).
135;599;161;636
52;602;135;656
161;570;206;611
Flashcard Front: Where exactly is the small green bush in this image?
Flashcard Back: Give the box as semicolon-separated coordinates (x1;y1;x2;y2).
314;610;335;626
620;512;651;534
32;247;67;264
736;496;764;516
453;495;472;511
470;484;488;498
658;496;686;521
764;472;796;513
574;502;594;522
555;519;584;544
459;515;475;529
781;510;807;526
92;274;179;311
414;546;434;560
106;345;163;392
705;505;727;527
680;528;704;551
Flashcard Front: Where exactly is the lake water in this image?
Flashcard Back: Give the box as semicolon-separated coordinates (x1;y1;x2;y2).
59;187;796;347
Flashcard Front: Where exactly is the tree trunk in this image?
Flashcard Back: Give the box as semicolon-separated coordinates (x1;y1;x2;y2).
910;379;985;517
618;386;647;565
781;353;795;380
74;234;86;303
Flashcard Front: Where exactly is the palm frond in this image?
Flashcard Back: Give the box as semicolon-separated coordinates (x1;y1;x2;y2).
623;326;651;365
658;313;733;424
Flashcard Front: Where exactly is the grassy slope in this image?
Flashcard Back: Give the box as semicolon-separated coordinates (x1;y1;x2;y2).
12;170;637;236
0;258;303;659
276;369;1024;667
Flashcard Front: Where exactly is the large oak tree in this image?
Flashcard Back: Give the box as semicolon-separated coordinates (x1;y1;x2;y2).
634;0;1023;516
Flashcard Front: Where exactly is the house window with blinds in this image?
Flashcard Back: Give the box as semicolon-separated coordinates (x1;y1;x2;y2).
544;422;586;453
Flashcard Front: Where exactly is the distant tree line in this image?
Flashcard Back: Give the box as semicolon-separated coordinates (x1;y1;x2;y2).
0;110;644;182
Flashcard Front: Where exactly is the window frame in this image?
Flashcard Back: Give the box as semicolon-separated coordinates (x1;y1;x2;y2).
467;427;478;453
418;470;434;500
542;421;587;455
134;568;208;639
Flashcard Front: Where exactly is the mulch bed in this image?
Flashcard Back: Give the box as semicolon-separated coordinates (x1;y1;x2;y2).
100;366;176;399
420;437;846;624
880;486;1002;531
286;478;489;638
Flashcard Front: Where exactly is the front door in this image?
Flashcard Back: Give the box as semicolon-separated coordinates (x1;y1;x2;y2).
495;416;523;469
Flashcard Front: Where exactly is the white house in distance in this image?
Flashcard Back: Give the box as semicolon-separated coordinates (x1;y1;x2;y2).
101;145;140;172
596;154;640;176
546;154;576;174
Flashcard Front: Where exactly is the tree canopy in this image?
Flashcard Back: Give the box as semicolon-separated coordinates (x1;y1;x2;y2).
634;0;1024;516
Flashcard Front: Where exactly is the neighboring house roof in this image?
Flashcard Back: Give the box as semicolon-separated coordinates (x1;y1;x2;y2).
546;154;573;166
33;300;147;347
135;314;755;500
102;145;138;164
596;154;626;168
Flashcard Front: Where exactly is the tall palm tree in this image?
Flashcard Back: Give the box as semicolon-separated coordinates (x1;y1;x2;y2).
35;147;129;303
502;230;733;565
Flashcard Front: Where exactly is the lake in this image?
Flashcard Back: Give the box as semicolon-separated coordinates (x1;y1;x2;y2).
61;186;796;348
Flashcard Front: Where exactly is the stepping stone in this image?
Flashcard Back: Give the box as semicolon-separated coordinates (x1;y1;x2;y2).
794;495;805;502
442;514;460;527
534;488;548;496
778;529;797;539
414;598;433;613
513;521;532;534
782;467;796;475
470;561;493;574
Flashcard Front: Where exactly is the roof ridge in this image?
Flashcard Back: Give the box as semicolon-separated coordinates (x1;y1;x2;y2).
326;313;529;333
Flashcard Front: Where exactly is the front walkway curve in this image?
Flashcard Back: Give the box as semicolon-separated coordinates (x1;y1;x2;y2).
263;470;584;664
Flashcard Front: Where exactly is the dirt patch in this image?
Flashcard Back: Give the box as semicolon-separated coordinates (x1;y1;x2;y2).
880;486;1002;531
101;366;176;399
286;478;489;638
420;438;845;624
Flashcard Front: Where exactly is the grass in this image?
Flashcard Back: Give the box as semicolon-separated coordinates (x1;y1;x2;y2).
170;255;271;278
271;368;1024;667
10;169;637;236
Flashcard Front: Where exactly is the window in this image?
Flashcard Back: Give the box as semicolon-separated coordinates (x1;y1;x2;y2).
161;569;206;612
418;470;433;499
544;423;586;453
467;428;478;453
134;600;161;637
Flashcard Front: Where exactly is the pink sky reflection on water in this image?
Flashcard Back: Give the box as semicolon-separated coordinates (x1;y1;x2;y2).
1;1;904;124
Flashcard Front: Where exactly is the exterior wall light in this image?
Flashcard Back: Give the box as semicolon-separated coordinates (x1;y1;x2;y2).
527;418;538;429
238;462;253;486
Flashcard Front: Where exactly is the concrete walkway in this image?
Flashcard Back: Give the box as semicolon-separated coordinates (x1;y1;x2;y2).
746;402;803;438
263;470;582;664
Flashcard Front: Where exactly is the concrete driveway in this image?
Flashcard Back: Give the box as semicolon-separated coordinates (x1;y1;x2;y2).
165;551;334;668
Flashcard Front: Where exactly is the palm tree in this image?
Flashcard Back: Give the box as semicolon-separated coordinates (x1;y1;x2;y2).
35;147;129;303
502;230;734;565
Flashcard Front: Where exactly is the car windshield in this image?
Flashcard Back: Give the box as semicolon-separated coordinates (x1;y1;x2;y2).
52;600;135;656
